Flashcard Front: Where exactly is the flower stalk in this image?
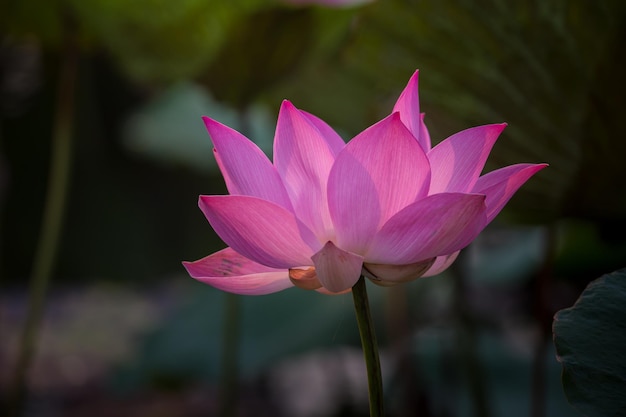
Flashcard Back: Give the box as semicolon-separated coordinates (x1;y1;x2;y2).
352;275;384;417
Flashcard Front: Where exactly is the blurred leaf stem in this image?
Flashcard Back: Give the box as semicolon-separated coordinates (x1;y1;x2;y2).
217;292;240;417
8;13;78;415
531;225;557;417
452;251;491;417
352;276;384;417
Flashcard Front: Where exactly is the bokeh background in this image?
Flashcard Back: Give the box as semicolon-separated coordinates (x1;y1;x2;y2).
1;0;626;416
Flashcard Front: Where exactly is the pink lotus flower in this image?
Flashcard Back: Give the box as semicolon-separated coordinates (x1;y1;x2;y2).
183;70;546;295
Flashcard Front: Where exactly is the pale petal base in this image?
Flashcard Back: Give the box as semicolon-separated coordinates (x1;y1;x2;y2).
362;258;435;286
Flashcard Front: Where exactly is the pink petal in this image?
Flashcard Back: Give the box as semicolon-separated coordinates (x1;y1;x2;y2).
392;70;431;151
199;195;321;268
418;113;432;152
311;241;364;293
273;101;339;240
428;124;506;194
472;163;548;223
183;248;292;295
203;117;292;210
365;193;487;265
363;258;435;285
299;110;345;156
328;113;431;254
422;251;460;277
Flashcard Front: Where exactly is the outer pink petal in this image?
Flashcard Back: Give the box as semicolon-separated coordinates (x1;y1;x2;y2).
203;117;292;210
311;241;364;293
392;70;430;151
273;101;338;240
365;193;487;265
183;248;292;295
199;195;321;269
472;163;548;223
422;251;460;277
428;124;506;194
299;110;345;156
328;113;431;254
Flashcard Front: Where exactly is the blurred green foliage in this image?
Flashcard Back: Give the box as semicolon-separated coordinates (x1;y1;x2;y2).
122;82;275;171
1;0;269;82
69;0;268;82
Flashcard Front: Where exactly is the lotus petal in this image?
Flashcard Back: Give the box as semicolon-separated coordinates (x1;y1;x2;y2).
312;241;364;293
366;193;487;265
473;163;548;222
418;113;432;152
274;100;338;239
428;124;506;194
299;109;345;156
289;267;323;290
183;248;292;295
328;113;431;254
393;70;430;150
199;195;321;268
422;251;460;277
363;258;435;285
203;117;292;210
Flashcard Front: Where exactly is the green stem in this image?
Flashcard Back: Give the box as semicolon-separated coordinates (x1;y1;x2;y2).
8;17;78;415
352;276;384;417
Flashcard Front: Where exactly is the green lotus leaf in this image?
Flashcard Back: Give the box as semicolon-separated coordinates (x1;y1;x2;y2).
553;268;626;416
